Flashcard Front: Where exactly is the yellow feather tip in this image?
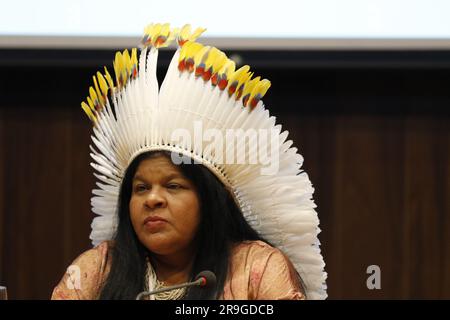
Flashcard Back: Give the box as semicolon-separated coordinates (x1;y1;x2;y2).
178;24;206;46
81;102;97;122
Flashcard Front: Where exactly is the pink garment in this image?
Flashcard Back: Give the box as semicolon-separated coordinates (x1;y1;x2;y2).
51;240;305;300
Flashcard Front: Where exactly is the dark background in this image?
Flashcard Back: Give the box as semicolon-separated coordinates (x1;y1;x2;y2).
0;48;449;299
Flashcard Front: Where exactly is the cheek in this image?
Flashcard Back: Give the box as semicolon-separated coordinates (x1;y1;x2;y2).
174;194;200;232
129;197;141;229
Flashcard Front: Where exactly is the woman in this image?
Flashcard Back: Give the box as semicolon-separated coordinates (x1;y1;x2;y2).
52;23;327;300
52;151;305;300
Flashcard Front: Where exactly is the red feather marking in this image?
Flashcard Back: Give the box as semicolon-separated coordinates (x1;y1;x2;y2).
242;94;250;106
211;73;218;86
202;67;212;81
218;78;228;90
228;81;238;96
178;60;186;72
186;59;195;73
195;64;205;77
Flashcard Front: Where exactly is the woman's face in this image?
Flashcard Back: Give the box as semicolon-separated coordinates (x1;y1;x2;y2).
129;155;201;257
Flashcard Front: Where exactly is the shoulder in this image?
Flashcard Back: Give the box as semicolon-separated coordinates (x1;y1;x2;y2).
70;240;114;285
232;239;273;251
51;241;113;300
231;240;284;261
72;241;112;267
229;240;293;283
229;240;305;300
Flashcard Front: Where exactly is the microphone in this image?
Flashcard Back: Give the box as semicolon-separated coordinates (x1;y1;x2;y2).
136;270;216;300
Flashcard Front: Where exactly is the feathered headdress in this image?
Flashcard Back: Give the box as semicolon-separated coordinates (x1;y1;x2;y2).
81;23;327;299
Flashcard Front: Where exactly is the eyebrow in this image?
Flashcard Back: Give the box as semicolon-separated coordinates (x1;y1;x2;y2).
132;172;185;182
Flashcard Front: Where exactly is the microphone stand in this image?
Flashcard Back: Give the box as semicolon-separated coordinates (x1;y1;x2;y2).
136;277;204;300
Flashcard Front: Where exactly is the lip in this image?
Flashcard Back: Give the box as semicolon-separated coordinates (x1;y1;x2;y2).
143;215;168;225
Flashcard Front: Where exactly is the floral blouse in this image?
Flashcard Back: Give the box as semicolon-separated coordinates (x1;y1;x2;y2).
51;240;305;300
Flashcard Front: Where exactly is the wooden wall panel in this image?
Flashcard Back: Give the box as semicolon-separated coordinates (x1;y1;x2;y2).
0;106;93;299
276;113;450;299
0;62;449;299
403;116;450;298
0;108;4;289
332;116;407;299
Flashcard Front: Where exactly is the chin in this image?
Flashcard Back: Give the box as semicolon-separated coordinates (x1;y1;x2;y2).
142;235;176;255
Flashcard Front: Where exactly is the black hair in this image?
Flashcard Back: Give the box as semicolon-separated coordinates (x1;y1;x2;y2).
99;151;267;299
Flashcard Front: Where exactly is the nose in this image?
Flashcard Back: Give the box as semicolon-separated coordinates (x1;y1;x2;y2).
144;188;167;210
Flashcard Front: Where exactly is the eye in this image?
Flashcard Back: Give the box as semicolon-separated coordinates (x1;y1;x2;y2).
134;184;148;193
167;183;182;190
